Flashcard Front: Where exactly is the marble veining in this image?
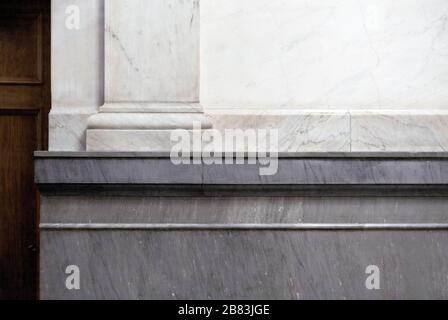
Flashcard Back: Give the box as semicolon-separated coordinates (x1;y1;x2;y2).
41;195;448;225
201;0;448;109
51;0;448;153
208;109;350;152
105;0;199;102
35;155;448;185
40;230;448;299
351;111;448;151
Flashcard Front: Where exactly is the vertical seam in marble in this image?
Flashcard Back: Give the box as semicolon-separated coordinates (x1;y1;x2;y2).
349;112;352;152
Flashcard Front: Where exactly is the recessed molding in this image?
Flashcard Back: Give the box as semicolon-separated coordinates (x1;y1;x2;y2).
0;12;43;85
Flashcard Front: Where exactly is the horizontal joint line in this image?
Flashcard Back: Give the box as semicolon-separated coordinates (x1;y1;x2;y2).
39;223;448;231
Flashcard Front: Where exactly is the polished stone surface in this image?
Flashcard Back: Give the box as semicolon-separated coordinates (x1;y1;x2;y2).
201;0;448;109
35;157;202;184
41;230;448;299
105;0;199;102
50;0;104;151
351;111;448;151
52;0;104;108
90;0;209;152
87;109;448;152
50;0;448;153
86;129;213;152
207;109;350;152
35;152;448;185
49;107;96;151
41;195;448;225
37;153;448;299
87;113;212;130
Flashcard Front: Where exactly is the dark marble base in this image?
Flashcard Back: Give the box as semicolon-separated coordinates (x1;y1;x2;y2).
41;230;448;300
35;152;448;300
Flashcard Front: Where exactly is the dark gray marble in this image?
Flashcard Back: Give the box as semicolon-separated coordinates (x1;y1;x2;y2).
41;230;448;300
40;195;448;224
34;151;448;158
35;158;202;184
36;152;448;299
203;159;448;185
35;152;448;185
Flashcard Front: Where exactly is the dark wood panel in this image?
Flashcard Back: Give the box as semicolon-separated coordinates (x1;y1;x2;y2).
0;0;51;111
0;113;39;300
0;0;50;300
0;13;43;84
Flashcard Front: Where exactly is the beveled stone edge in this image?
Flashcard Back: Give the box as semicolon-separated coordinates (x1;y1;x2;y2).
34;151;448;158
39;222;448;231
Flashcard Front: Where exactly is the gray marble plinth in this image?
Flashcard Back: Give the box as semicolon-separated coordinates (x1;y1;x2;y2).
35;152;448;300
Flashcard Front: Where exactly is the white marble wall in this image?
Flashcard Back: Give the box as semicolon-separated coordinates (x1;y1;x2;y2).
201;0;448;109
52;0;448;152
50;0;104;151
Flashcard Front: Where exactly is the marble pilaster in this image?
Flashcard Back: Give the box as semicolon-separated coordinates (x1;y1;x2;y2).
86;0;210;152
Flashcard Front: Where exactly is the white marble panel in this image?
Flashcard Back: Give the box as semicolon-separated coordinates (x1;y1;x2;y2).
208;109;350;152
351;111;448;151
105;0;199;102
201;0;448;109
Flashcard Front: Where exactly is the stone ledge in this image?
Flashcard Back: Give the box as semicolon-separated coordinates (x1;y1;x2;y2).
35;152;448;186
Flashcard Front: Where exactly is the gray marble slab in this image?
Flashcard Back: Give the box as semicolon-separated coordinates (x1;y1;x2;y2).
40;230;448;300
34;151;448;158
35;152;448;185
35;158;202;184
36;152;448;300
40;195;448;225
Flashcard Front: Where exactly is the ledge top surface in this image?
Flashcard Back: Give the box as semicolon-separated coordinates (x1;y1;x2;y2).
34;151;448;159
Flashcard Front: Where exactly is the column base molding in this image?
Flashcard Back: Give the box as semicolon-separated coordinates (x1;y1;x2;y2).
87;129;211;152
87;103;212;152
